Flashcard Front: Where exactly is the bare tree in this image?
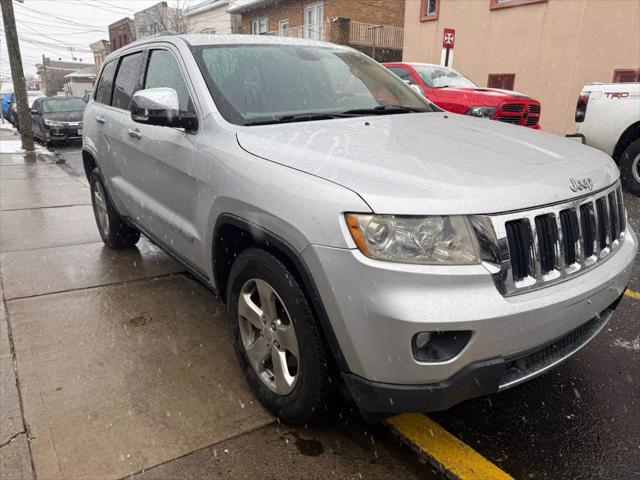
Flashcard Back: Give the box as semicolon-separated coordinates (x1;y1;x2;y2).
135;1;191;38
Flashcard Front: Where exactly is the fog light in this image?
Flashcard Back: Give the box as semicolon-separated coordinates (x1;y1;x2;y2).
414;332;432;349
412;331;472;363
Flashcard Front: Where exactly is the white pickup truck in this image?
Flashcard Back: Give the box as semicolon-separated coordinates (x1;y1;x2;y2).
572;82;640;194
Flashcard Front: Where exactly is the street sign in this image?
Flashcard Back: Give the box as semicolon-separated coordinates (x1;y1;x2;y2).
442;28;455;49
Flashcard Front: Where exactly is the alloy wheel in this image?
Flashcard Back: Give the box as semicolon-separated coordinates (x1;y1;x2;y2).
632;153;640;184
237;278;300;395
93;180;110;238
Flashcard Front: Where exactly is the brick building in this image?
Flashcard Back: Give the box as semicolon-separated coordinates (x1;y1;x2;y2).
108;17;136;52
229;0;406;61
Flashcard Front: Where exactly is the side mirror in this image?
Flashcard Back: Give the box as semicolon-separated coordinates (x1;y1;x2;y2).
30;109;39;115
131;88;198;131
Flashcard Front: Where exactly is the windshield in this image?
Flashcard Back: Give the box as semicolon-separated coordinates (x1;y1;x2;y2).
413;65;477;89
191;44;434;125
42;98;86;113
27;96;40;108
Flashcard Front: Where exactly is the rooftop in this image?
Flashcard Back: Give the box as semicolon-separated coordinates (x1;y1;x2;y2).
64;66;97;79
227;0;274;14
185;0;229;17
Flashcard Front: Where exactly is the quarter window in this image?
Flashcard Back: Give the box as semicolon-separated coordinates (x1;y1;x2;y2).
112;52;145;110
144;49;193;113
95;60;118;105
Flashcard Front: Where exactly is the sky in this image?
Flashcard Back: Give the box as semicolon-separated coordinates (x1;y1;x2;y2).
0;0;193;81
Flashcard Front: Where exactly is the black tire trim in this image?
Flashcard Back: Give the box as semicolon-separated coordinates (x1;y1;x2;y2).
212;213;350;373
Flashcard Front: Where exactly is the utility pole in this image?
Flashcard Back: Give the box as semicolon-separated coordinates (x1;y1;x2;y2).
1;0;35;151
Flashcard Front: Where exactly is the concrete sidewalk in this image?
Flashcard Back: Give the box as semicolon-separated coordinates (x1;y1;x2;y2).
0;129;432;480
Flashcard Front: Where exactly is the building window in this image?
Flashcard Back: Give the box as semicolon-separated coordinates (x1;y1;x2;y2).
420;0;439;21
488;73;515;90
490;0;547;10
303;2;324;40
278;19;290;36
613;69;640;83
251;17;268;34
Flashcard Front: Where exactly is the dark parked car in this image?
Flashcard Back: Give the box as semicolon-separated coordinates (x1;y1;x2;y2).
10;92;43;129
30;96;86;145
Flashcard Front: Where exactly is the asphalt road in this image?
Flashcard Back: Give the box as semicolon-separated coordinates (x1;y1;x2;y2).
49;140;639;479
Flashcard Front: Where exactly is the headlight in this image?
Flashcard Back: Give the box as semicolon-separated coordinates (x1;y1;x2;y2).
44;119;64;128
345;214;480;265
466;106;496;118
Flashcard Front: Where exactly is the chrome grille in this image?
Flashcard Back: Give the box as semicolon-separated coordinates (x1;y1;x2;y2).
478;183;627;296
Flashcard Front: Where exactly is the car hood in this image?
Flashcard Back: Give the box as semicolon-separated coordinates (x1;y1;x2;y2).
236;112;619;215
428;87;532;106
43;111;84;122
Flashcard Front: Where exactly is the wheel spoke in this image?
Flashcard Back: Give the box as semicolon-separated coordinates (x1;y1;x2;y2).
238;291;264;329
271;348;295;395
275;323;299;359
256;279;278;322
245;336;269;373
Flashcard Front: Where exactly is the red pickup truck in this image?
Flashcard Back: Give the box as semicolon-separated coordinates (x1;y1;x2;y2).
384;62;542;129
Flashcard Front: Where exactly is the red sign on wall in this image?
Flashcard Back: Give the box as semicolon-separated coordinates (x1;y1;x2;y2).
442;28;455;49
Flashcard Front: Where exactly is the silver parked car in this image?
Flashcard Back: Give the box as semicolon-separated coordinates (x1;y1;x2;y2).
82;34;637;424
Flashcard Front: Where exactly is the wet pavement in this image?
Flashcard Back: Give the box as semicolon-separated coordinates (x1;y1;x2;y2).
0;130;435;480
1;128;638;479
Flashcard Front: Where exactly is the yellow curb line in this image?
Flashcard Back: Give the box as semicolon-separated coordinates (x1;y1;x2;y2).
386;413;514;480
624;289;640;300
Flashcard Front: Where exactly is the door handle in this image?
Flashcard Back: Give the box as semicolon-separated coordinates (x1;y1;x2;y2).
95;116;105;124
127;128;142;140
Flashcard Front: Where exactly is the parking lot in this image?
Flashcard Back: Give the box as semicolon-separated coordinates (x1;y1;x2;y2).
0;134;637;479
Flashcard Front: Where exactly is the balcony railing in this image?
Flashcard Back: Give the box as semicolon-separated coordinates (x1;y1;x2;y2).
268;23;327;41
349;21;403;50
267;20;403;50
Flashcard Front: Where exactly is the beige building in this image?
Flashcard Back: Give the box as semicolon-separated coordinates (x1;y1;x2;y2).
402;0;640;135
185;0;242;34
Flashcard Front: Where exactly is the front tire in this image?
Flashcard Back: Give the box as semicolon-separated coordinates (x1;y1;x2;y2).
620;139;640;195
89;167;140;249
227;248;334;425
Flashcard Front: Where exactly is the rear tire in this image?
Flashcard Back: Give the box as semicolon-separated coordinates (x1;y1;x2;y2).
227;248;335;425
619;139;640;195
89;167;140;249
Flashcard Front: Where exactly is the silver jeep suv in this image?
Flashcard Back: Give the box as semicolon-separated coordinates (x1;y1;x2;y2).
83;34;637;423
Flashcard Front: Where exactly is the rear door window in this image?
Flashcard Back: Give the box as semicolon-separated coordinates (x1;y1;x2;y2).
95;60;117;105
112;52;146;110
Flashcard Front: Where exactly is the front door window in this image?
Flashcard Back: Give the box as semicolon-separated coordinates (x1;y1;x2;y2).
303;2;323;40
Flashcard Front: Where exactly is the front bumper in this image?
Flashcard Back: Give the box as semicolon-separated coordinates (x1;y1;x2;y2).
45;124;83;141
302;224;636;414
343;301;617;419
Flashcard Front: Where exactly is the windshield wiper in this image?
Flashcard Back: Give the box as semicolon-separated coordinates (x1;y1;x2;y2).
340;105;429;116
243;113;346;126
